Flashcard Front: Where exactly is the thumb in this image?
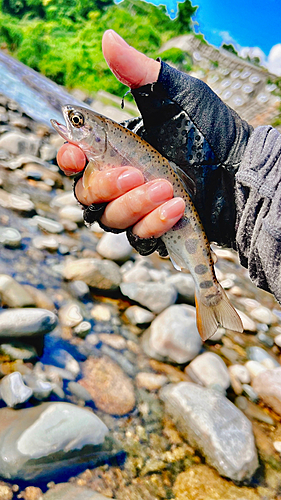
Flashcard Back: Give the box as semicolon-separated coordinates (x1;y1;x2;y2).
102;30;161;89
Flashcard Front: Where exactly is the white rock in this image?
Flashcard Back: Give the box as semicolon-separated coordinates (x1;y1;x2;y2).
245;360;267;379
0;131;40;155
165;273;195;301
124;305;155;325
235;309;257;332
58;205;83;223
120;282;177;314
187;352;230;390
143;304;202;363
0;372;32;407
250;306;277;325
96;233;132;261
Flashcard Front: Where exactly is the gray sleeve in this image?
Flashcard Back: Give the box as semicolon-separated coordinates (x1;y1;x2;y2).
235;125;281;303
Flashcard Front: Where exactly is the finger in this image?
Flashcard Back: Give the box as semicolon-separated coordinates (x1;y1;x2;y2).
102;30;161;89
132;198;186;239
57;143;86;176
100;179;174;229
75;167;145;205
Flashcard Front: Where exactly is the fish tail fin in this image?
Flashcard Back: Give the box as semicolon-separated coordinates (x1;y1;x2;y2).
195;285;243;341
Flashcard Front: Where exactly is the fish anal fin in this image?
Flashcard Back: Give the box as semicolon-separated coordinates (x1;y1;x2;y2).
166;245;188;272
82;160;100;189
195;285;243;342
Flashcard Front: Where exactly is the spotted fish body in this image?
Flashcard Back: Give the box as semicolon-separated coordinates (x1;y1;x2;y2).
51;105;243;341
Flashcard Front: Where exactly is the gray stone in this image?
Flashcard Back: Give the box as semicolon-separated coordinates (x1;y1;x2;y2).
0;275;35;307
43;483;114;500
142;305;202;363
69;280;90;299
96;232;132;261
63;258;122;290
124;305;155;325
252;367;281;415
247;346;279;367
160;382;258;481
0;372;32;407
0;308;58;337
187;352;230;390
0;402;108;480
165;273;195;302
67;381;92;401
120;282;177;314
0;131;40;155
0;227;21;248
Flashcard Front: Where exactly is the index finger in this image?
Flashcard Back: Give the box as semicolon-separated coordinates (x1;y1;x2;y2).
57;143;86;176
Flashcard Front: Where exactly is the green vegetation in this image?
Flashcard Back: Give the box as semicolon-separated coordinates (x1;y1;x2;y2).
0;0;196;95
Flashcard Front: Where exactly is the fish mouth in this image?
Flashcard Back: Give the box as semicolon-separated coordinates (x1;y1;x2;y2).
50;119;71;142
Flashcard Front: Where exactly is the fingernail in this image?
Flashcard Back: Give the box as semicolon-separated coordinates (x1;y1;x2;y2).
106;30;130;47
117;169;143;190
148;181;172;203
160;198;185;221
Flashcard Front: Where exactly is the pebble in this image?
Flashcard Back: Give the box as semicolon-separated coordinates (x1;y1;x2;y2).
63;258;122;290
246;346;279;367
50;191;77;208
165;273;195;302
23;374;52;400
160;382;258;481
0;371;33;407
47;350;80;378
0;274;35;307
90;304;112;322
43;483;114;500
0;308;58;337
122;262;151;283
245;360;267;379
124;305;155;325
241;384;259;403
235;396;275;425
23;285;55;311
136;372;168;391
0;190;35;213
32;235;59;251
96;232;132;261
235;309;257;332
67;381;92;401
79;356;135;415
73;321;91;338
0;227;21;247
98;333;126;350
257;332;274;347
142;305;202;363
120;282;177;314
69;280;90;300
187;352;230;391
252;367;281;415
58;205;83;223
275;333;281;347
39;143;57;161
0;402;109;480
0;131;40;155
59;302;83;328
0;342;37;361
32;215;64;234
249;306;277;325
229;364;251;394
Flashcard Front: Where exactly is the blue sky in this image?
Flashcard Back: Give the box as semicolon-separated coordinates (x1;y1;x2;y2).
192;0;281;56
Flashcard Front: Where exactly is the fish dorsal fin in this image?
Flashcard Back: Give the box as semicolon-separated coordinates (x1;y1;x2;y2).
169;161;196;198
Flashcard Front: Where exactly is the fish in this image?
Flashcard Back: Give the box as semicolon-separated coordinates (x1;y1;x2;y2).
51;104;243;341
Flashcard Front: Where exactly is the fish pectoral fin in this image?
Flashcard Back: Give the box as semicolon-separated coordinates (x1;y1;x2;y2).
170;162;196;198
167;247;188;272
211;249;218;264
82;160;101;189
195;285;243;342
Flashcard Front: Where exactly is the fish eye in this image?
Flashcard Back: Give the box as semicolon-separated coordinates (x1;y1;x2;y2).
69;111;85;128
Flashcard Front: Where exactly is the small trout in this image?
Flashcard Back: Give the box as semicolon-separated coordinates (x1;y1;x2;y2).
51;105;243;341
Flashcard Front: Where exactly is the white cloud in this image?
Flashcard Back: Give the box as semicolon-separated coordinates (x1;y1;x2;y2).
238;46;266;66
267;44;281;76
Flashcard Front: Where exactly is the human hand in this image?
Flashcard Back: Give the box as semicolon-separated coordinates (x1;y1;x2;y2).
57;30;185;240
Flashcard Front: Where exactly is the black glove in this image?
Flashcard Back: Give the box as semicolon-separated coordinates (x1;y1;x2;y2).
75;61;253;255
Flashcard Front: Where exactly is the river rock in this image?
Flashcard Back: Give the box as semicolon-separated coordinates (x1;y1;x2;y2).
0;308;58;337
0;274;35;307
0;227;21;248
120;282;177;314
229;364;251;394
32;235;59;251
252;367;281;415
50;191;77;209
160;382;258;481
0;342;37;361
43;483;115;500
142;305;202;363
32;216;64;234
187;352;230;390
0;190;35;213
79;356;135;415
58;205;83;223
246;346;279;368
58;302;83;328
0;131;40;155
165;273;195;302
122;262;152;283
0;402;109;480
0;372;33;407
23;285;55;311
63;258;122;290
96;232;132;261
124;305;155;325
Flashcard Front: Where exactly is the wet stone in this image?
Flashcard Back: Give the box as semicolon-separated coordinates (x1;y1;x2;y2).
187;352;230;391
98;333;126;350
43;483;114;500
58;302;83;328
32;216;64;234
73;321;91;338
0;190;35;213
0;342;37;361
0;308;58;337
50;191;77;209
160;382;258;481
0;371;33;407
136;372;168;391
143;304;202;363
124;305;155;325
247;346;279;368
121;262;151;283
250;306;277;325
165;273;195;302
120;282;177;314
58;205;83;223
79;356;135;415
23;285;55;311
63;258;122;290
32;235;59;251
252;367;281;415
67;381;92;401
96;232;132;261
0;227;21;248
0;274;35;307
0;402;109;480
245;360;267;379
23;375;52;400
0;131;40;155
